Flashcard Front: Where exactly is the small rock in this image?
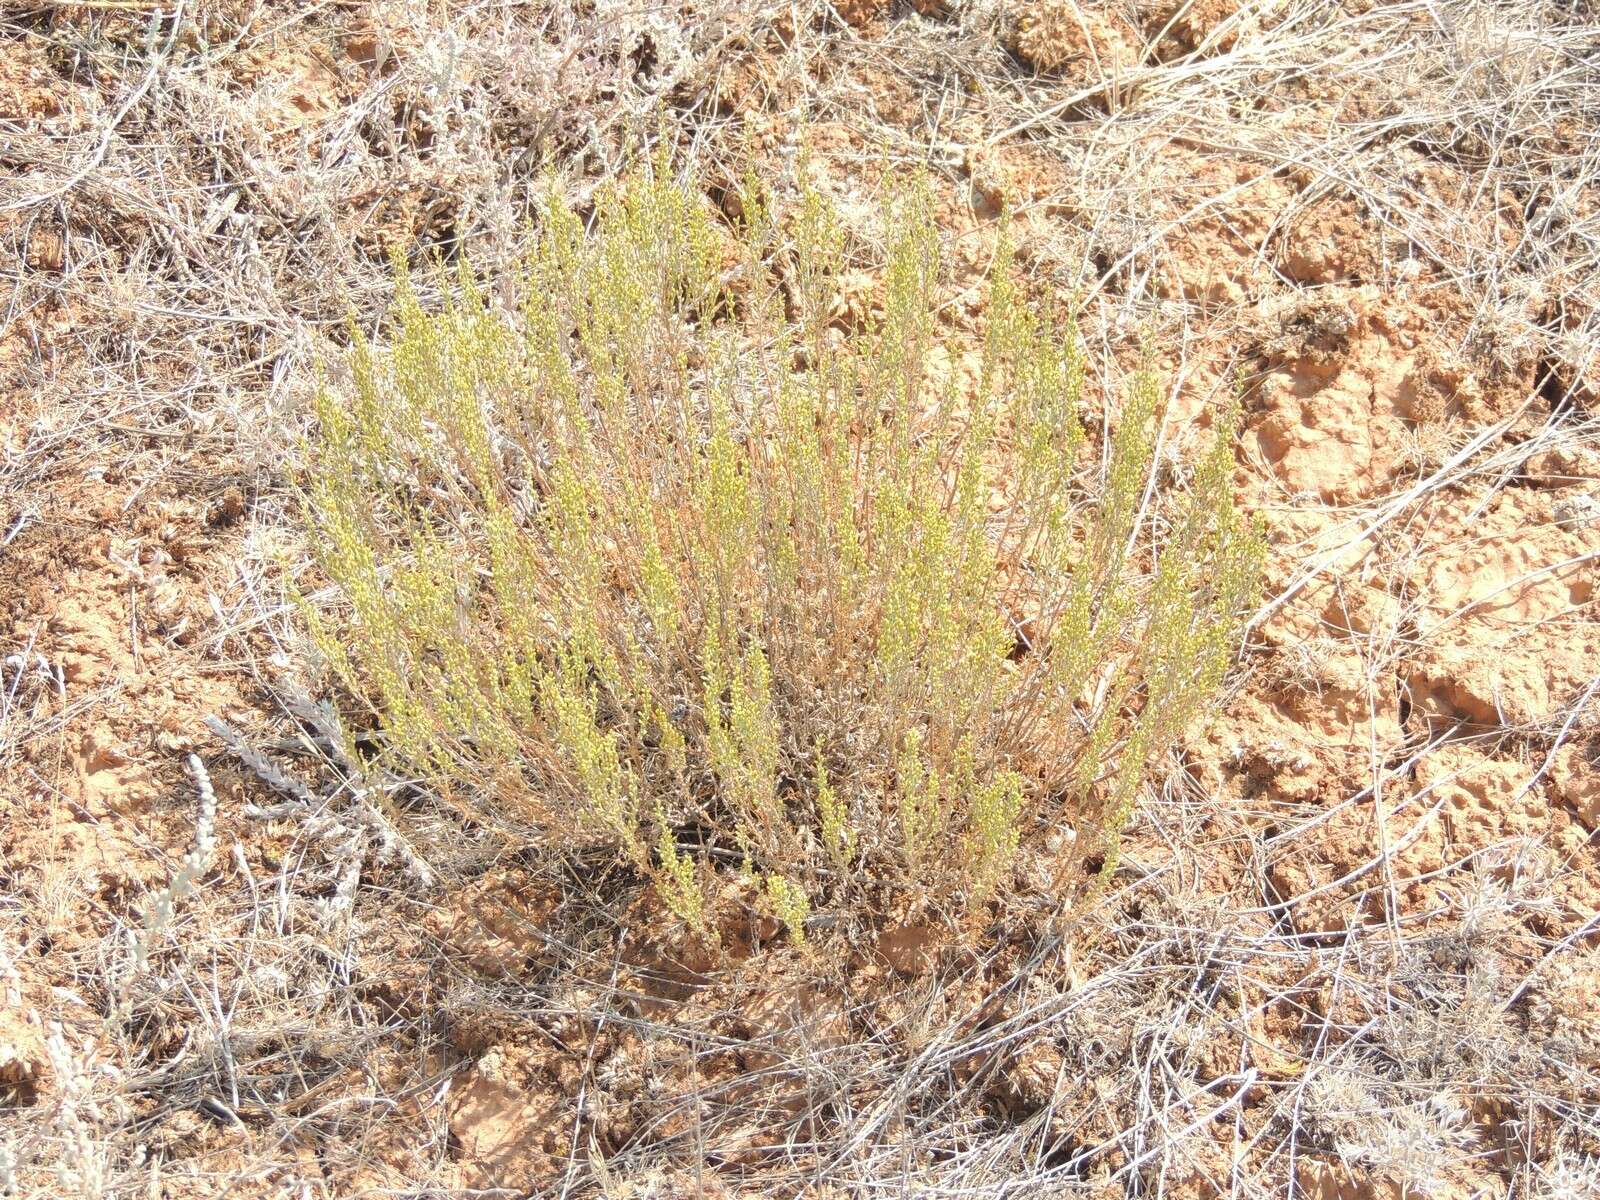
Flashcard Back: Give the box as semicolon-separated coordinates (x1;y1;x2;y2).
1553;493;1600;530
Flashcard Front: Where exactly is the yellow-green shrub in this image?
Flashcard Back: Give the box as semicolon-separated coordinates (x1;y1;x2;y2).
301;150;1262;935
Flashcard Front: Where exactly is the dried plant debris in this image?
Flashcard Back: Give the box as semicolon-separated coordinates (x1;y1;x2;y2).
2;0;1598;1195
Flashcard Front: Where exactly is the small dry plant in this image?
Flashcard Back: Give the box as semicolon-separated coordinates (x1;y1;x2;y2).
300;151;1262;940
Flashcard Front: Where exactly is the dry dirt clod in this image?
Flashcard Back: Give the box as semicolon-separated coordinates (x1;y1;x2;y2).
875;923;942;977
